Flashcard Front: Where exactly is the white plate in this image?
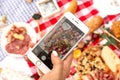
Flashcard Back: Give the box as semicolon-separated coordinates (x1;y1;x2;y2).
93;0;120;16
1;22;37;57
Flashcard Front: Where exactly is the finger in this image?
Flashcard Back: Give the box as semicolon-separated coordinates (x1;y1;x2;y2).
63;52;73;76
64;52;73;67
51;51;63;72
63;53;73;77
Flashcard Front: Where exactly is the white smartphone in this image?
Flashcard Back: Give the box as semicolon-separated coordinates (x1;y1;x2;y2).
27;12;89;74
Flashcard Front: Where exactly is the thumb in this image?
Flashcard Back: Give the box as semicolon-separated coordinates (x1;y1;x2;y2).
51;51;63;72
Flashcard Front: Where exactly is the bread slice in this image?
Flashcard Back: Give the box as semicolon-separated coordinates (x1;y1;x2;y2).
101;46;120;72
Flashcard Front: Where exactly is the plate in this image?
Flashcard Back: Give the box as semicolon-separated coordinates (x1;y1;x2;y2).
93;0;120;16
1;22;37;57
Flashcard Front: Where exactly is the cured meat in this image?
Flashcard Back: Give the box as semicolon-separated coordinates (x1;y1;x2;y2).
5;26;32;55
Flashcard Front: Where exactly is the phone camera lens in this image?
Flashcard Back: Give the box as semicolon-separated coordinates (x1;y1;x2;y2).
41;55;46;61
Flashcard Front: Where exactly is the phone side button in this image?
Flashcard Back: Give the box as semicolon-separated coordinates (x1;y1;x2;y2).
36;60;42;66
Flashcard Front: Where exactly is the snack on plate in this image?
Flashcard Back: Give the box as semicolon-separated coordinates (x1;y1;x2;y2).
1;22;37;57
76;45;120;80
85;70;115;80
0;68;34;80
85;16;103;33
73;49;82;59
5;25;33;55
111;21;120;39
76;46;108;75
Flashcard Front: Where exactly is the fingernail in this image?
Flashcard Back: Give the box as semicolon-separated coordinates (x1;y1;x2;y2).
52;50;58;56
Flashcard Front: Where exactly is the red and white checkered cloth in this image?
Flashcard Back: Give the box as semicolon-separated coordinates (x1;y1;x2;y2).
27;0;98;33
26;0;120;80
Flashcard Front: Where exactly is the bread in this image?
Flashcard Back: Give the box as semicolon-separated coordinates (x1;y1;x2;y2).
101;46;120;72
64;0;77;14
111;21;120;39
85;16;103;33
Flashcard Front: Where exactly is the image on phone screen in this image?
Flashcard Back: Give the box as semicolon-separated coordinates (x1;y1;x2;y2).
32;17;85;69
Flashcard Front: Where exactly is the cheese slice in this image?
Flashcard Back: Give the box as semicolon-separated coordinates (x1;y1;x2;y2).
101;46;120;72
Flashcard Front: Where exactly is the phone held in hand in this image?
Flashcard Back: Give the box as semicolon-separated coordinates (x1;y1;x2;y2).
27;12;89;74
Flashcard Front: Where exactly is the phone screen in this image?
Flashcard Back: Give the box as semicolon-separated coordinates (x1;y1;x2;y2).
32;17;84;69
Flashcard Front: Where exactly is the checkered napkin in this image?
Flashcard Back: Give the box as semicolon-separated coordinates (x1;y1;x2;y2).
27;0;99;33
0;0;40;24
0;32;7;61
26;0;120;80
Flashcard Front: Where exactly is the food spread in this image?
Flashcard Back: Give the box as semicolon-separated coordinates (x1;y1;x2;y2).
0;0;120;80
77;46;106;75
76;46;116;80
67;15;120;80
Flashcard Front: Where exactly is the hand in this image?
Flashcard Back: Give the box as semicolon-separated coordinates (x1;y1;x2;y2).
39;51;73;80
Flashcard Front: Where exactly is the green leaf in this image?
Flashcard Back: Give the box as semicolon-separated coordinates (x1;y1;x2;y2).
101;34;117;46
107;36;117;45
100;34;107;38
106;28;111;32
104;42;111;46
